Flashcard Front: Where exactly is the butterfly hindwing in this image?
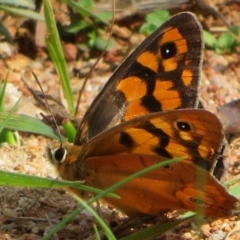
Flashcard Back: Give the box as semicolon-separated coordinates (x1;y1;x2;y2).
85;155;237;216
79;109;237;216
82;109;222;171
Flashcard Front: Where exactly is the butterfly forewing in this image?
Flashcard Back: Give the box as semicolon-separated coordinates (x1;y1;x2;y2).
76;12;203;145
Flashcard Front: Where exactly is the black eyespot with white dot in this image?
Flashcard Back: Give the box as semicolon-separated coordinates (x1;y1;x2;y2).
160;42;177;59
176;121;191;132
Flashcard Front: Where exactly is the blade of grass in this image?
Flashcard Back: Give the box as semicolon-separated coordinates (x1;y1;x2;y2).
0;96;21;144
61;0;110;25
1;129;16;144
0;72;9;111
43;0;74;114
0;112;63;140
0;5;44;21
74;195;116;240
42;195;116;240
0;75;19;144
0;170;118;198
121;212;196;240
0;0;35;9
93;224;101;240
0;21;14;44
62;118;77;143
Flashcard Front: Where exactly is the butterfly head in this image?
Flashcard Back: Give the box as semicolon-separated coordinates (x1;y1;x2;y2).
47;145;67;165
46;141;83;180
46;141;68;165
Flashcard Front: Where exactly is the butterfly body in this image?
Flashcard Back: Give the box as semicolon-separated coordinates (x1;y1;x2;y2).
47;12;238;217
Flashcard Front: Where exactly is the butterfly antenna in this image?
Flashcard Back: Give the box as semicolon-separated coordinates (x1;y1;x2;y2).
74;0;116;117
31;72;63;147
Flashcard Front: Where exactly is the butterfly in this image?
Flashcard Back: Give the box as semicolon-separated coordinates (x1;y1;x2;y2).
47;12;238;217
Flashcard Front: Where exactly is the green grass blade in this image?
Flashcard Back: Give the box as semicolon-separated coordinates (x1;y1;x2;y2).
0;97;21;145
0;76;19;144
43;0;74;114
0;5;44;21
0;170;117;198
1;129;16;144
93;224;101;240
0;112;62;140
0;73;9;111
0;21;14;44
62;118;77;143
0;0;35;9
61;0;110;25
74;196;116;240
41;207;84;240
121;213;195;240
43;194;116;240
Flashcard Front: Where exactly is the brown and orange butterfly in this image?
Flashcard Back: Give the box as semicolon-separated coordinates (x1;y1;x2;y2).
47;12;238;217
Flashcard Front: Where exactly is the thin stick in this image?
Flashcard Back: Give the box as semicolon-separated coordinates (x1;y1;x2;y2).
31;72;63;146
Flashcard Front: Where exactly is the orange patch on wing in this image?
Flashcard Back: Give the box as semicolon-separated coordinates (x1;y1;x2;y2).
176;39;188;54
154;80;174;92
124;128;159;154
166;141;189;158
117;76;147;100
153;80;181;110
178;131;195;142
160;27;181;44
161;92;181;110
124;99;149;120
198;145;212;160
137;51;159;72
150;118;172;131
181;70;193;86
162;58;178;72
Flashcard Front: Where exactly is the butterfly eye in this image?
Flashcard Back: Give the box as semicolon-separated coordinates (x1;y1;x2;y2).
176;121;191;132
190;197;205;205
160;42;177;59
54;147;67;163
